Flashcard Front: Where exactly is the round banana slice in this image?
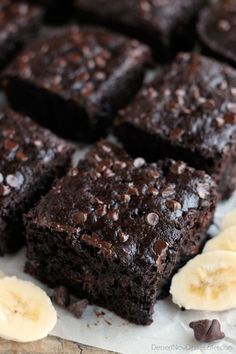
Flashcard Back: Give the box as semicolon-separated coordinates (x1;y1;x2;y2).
0;276;57;342
221;209;236;230
203;226;236;253
170;251;236;311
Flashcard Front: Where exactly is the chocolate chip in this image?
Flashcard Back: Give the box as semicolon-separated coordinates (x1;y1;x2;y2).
53;286;70;308
128;186;139;196
218;19;231;32
147;169;160;179
100;143;111;153
189;319;225;343
154;240;168;255
171;161;186;174
161;184;175;197
133;157;145;168
81;234;91;243
96;204;107;217
96;160;112;173
197;183;209;199
146;212;159;226
68;167;78;177
215;116;224;128
16;151;28;161
3;139;19;151
170;128;184;141
67;299;88;319
92;197;104;205
33;140;43;148
166;200;181;211
118;231;129;243
148;187;159;196
103;168;115;178
113;161;127;170
224;114;236;124
119;194;131;203
0;184;10;197
72;211;88;225
6;172;24;189
227;102;236;114
230;87;236;97
108;210;119;221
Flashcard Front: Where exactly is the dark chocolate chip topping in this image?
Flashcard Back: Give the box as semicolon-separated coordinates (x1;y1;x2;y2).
52;286;70;308
0;0;42;37
27;140;217;267
0;108;73;211
68;299;88;319
189;319;225;343
4;25;150;104
115;53;236;158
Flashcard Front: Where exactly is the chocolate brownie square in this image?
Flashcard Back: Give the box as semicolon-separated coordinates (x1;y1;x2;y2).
0;0;43;70
198;0;236;68
24;140;217;325
2;25;151;142
0;108;74;255
114;53;236;199
75;0;207;60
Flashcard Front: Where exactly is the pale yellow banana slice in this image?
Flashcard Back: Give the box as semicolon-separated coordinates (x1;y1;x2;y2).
221;209;236;230
0;271;5;279
203;226;236;253
170;251;236;311
0;276;57;342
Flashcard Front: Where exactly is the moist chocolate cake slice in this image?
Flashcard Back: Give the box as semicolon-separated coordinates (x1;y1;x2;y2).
24;140;217;325
0;108;74;255
114;52;236;199
0;0;43;70
2;25;151;142
75;0;207;60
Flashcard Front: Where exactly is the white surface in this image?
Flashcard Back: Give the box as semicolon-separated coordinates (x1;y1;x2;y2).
0;188;235;354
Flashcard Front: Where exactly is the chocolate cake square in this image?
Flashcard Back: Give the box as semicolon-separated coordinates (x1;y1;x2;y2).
114;53;236;199
0;108;74;255
2;25;151;141
0;0;43;69
197;0;236;68
24;140;217;325
75;0;207;60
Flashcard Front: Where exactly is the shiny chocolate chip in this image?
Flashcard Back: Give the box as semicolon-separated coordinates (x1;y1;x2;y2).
68;299;88;319
154;240;168;255
72;211;88;225
53;286;70;308
166;200;181;212
118;231;129;243
146;212;159;226
189;319;225;343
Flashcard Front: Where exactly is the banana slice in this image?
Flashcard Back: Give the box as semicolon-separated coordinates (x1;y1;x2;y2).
170;251;236;311
203;226;236;253
0;276;57;342
0;271;5;279
221;209;236;230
